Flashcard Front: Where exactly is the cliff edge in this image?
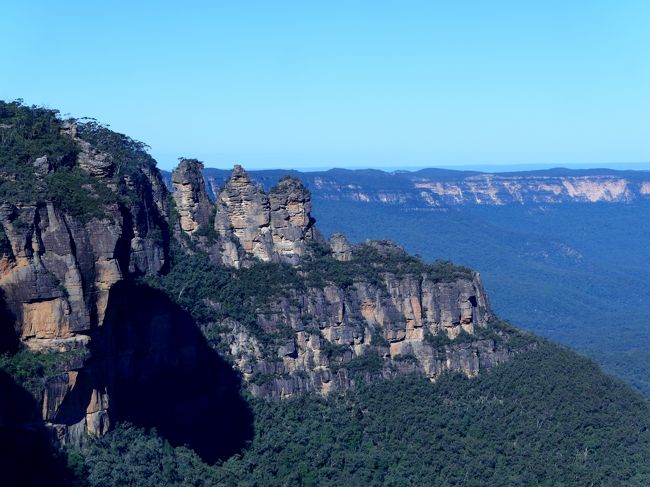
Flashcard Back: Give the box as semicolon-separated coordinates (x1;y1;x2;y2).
0;102;531;452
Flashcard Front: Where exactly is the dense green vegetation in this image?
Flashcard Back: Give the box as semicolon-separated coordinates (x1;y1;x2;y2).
44;167;120;220
0;100;78;200
75;341;650;486
0;347;87;396
192;207;219;243
75;119;156;177
301;240;473;290
188;168;650;396
76;119;162;210
4;103;650;485
0;100;112;220
0;100;158;221
144;243;304;347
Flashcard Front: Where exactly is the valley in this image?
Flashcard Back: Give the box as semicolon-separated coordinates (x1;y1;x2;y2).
1;101;649;485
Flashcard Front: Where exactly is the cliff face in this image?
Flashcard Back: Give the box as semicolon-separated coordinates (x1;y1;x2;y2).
1;102;526;453
0;104;202;447
168;167;522;400
329;171;650;205
0;123;170;443
406;173;642;205
216;268;504;400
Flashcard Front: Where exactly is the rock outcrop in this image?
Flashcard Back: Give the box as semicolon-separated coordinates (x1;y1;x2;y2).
215;167;316;266
171;159;212;233
172;163;316;267
214;164;274;266
267;176;315;262
329;233;352;262
163;163;523;400
61;121;114;178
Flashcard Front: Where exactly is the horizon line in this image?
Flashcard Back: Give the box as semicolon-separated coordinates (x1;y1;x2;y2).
159;161;650;174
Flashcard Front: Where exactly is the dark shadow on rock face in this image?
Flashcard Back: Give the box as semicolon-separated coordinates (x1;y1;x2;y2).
93;281;254;463
0;293;75;484
0;289;19;354
0;371;76;486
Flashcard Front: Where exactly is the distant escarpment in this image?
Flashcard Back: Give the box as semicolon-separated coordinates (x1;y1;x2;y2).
0;101;529;455
161;166;650;207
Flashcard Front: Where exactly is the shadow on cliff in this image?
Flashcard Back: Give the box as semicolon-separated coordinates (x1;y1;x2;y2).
0;371;78;486
0;291;78;485
91;281;254;463
0;289;19;354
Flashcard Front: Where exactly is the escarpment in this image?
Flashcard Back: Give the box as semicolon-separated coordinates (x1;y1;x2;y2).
0;111;173;443
167;166;527;400
162;166;650;208
1;101;529;454
202;242;518;400
0;103;230;451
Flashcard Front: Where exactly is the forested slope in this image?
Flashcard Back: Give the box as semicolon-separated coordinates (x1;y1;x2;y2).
78;341;650;486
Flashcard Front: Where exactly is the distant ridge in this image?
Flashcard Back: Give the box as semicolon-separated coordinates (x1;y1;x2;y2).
161;166;650;206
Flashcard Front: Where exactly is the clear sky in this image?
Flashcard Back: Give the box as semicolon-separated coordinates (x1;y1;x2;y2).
2;1;649;171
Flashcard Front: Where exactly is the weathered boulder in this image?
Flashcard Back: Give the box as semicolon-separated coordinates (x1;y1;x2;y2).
32;155;52;176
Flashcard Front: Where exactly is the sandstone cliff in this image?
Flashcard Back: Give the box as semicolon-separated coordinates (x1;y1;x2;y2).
0;105;175;445
202;241;518;400
1;102;528;454
171;162;316;267
167;165;525;400
171;158;212;234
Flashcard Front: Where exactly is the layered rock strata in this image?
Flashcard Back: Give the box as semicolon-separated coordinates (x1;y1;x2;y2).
0;126;169;444
172;162;316;267
165;163;523;399
209;257;513;399
1;122;523;451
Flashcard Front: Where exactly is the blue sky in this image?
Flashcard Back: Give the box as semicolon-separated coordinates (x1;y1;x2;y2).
2;1;649;171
